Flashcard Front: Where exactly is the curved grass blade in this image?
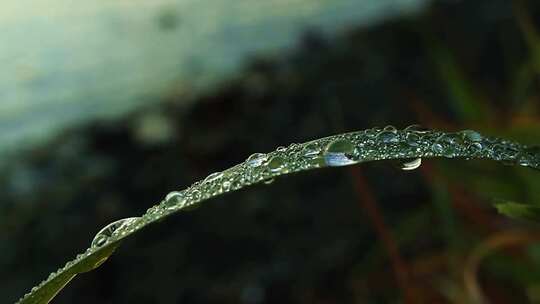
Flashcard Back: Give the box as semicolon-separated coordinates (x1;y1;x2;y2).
15;126;540;304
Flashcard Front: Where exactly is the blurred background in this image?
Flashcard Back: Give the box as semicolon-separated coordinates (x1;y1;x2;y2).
2;0;540;303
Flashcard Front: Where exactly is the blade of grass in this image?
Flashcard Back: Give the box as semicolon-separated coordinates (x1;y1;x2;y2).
16;127;540;304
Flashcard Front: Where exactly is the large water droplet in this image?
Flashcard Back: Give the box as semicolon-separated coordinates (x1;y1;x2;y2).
267;156;286;173
204;171;223;183
324;138;356;166
401;158;422;171
92;234;108;248
247;153;267;167
301;143;325;167
468;142;483;154
91;217;140;248
383;125;398;132
302;143;320;159
164;191;187;210
377;131;399;144
405;133;421;147
461;130;483;142
444;134;464;146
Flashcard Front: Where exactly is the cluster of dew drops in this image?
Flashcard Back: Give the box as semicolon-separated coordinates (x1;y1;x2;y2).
17;126;540;304
87;125;540;251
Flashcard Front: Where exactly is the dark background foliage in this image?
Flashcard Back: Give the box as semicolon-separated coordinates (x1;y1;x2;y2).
2;0;540;303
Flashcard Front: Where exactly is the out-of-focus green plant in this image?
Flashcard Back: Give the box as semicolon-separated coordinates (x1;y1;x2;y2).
495;201;540;222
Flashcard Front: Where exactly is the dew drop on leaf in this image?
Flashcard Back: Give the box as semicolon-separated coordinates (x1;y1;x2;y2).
204;171;223;183
383;125;397;132
404;124;430;133
431;142;444;154
164;191;187;210
267;156;286;172
92;234;108;248
468;142;483;154
91;217;140;248
405;133;421;147
246;153;268;167
377;131;399;144
263;178;275;185
302;143;320;159
461;130;483;142
400;158;422;171
323;138;356;166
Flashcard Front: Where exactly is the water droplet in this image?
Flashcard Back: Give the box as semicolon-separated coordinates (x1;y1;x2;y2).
324;138;357;166
288;143;300;150
492;144;520;161
438;135;461;157
267;156;286;173
405;133;421;147
431;143;444;154
447;134;465;146
91;217;139;248
302;143;320;159
383;125;398;132
204;171;223;183
365;127;382;138
92;234;108;248
164;191;186;210
517;154;529;166
377;131;399;144
468;142;483;154
276;146;287;153
247;153;267;167
404;124;430;133
190;189;201;201
461;130;482;142
302;143;326;168
145;205;159;215
401;158;422;171
263;178;275;184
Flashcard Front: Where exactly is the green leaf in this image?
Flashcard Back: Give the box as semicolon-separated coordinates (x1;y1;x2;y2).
495;201;540;222
15;127;540;304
